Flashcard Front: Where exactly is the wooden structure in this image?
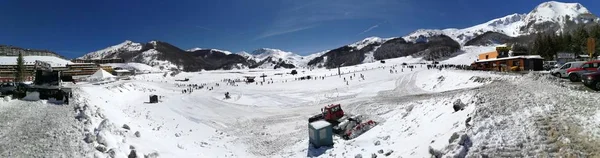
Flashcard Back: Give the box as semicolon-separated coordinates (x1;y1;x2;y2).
473;55;544;71
478;51;498;61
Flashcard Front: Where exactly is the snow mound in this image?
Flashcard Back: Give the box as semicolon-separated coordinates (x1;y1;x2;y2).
22;91;40;101
416;70;497;92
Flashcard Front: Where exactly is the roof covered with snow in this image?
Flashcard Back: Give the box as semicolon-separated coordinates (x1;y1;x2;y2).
476;55;544;62
310;120;331;130
0;56;73;67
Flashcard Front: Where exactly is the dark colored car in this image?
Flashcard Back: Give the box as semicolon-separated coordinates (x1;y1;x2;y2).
566;60;600;82
0;82;33;96
582;68;600;91
0;82;17;95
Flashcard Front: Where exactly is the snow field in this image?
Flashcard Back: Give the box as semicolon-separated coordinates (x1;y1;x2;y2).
73;54;505;158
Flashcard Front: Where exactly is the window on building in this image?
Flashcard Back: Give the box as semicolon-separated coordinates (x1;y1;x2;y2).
513;60;520;67
319;128;327;140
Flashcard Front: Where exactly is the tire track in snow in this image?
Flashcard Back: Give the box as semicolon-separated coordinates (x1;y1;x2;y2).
466;76;600;157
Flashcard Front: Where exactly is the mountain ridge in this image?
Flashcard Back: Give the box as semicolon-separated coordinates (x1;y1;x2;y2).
78;1;598;71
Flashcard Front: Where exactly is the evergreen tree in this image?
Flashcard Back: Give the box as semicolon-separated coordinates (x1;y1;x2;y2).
572;26;589;55
590;24;600;57
561;33;573;52
14;52;25;82
531;33;543;56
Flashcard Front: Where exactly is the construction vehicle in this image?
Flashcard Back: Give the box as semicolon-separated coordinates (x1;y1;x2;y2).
308;104;377;140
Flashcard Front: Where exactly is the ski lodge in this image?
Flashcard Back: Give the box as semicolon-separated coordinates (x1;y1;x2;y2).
472;45;544;71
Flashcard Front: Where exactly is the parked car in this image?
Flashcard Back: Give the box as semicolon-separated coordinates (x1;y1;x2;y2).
0;82;32;96
566;60;600;82
543;61;559;71
582;68;600;91
0;82;17;96
551;61;586;78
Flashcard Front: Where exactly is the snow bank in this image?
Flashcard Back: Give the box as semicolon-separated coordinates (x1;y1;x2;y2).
416;70;497;92
22;91;40;101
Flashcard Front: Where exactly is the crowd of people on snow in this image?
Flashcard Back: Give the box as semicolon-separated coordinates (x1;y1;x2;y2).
169;63;476;98
176;83;219;94
426;64;472;70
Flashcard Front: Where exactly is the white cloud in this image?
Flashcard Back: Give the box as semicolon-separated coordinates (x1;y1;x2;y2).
254;25;317;40
359;24;379;35
255;0;412;40
195;26;212;31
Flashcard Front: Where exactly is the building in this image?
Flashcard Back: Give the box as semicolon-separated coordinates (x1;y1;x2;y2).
100;65;114;73
555;52;591;65
72;58;125;64
62;63;100;78
0;65;35;82
114;69;133;76
308;120;333;148
0;56;72;82
472;45;544;71
478;51;498;61
0;45;64;58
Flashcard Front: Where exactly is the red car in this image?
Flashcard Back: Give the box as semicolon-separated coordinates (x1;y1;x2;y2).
566;60;600;82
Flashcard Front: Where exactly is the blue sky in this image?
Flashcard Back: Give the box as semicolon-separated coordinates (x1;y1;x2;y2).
0;0;597;58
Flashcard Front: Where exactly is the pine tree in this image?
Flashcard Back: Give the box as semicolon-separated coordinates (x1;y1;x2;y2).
572;26;589;55
561;33;573;52
532;33;543;56
14;52;25;82
590;24;600;57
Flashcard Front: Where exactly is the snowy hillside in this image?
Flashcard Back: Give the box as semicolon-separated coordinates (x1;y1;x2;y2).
249;48;321;68
403;1;597;45
441;46;496;65
188;48;233;55
404;14;526;44
522;1;594;33
79;40;143;59
347;37;389;64
348;37;387;50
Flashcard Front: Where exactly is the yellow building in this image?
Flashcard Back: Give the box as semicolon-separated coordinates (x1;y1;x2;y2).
478;51;498;60
100;65;114;73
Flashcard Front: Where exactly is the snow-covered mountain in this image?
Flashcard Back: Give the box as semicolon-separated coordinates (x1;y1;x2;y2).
79;1;598;71
246;48;324;69
188;48;233;55
404;1;598;45
79;40;144;60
